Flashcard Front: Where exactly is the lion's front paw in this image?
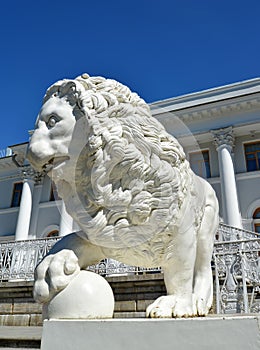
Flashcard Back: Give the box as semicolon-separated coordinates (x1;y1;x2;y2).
146;295;197;318
33;249;80;304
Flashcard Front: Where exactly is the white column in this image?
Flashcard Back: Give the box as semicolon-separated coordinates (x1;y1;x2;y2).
59;201;74;236
15;178;35;241
212;126;242;228
28;180;43;239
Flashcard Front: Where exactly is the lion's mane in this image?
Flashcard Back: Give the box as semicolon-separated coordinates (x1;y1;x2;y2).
45;74;194;249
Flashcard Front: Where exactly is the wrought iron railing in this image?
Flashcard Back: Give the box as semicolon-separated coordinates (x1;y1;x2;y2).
0;237;160;282
213;224;260;314
0;237;59;281
216;223;260;241
0;223;259;314
88;259;161;276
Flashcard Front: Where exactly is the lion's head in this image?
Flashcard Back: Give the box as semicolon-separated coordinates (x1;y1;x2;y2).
27;74;192;248
28;74;149;169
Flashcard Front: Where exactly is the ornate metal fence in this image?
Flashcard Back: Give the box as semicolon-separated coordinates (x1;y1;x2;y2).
87;259;161;276
0;237;160;282
0;238;59;281
216;223;260;241
0;224;259;315
213;224;260;314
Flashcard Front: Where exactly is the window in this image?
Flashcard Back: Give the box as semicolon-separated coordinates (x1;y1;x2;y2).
189;150;211;178
244;142;260;172
47;230;59;237
253;208;260;233
11;182;23;207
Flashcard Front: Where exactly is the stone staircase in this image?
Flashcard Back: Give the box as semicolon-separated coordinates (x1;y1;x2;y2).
0;281;42;327
109;273;166;318
0;273;166;326
0;273;166;348
0;326;41;349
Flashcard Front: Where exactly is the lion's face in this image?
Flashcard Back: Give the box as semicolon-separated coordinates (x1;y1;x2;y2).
27;97;76;173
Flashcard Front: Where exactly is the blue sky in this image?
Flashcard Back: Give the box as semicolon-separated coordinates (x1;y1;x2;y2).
0;0;259;150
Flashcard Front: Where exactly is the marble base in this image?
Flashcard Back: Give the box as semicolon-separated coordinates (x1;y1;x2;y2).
41;316;260;350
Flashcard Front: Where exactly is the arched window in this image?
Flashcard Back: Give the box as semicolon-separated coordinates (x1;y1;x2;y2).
253;208;260;233
47;230;59;237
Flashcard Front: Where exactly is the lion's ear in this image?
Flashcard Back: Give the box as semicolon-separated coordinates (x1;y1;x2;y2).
59;82;79;102
43;84;60;103
44;80;85;106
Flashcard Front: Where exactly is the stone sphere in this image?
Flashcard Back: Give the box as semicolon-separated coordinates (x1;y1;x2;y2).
43;270;114;319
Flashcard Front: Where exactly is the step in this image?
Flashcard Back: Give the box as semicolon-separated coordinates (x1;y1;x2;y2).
0;348;39;350
0;326;42;349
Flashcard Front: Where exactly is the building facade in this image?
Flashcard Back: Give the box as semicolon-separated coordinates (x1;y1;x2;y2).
0;78;260;242
151;78;260;233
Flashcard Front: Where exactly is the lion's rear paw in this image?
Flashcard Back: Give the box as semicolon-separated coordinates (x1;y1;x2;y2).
146;295;197;318
194;272;213;316
195;296;212;316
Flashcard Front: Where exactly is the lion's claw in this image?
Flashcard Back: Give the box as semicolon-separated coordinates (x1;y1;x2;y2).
33;249;80;303
146;295;197;318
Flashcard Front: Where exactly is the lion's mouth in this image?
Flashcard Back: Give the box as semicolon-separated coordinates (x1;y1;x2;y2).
43;156;70;173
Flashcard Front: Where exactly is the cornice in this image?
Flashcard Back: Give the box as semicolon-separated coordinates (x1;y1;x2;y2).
151;77;260;104
0;156;16;170
150;78;260;111
181;96;260;123
153;94;260;124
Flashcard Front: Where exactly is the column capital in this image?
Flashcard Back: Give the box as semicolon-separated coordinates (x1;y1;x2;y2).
19;166;44;185
211;126;234;151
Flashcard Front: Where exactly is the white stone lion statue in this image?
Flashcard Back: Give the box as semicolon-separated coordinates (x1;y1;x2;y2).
27;73;219;318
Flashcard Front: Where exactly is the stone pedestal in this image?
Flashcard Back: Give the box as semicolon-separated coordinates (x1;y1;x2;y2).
41;316;260;350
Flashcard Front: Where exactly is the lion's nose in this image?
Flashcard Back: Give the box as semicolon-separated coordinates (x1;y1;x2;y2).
26;142;53;171
26;147;42;171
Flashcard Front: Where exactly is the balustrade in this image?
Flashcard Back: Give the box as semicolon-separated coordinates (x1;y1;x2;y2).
213;227;260;314
0;223;259;314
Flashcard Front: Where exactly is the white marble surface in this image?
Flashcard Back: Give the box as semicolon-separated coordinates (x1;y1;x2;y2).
43;270;114;320
27;74;219;318
41;316;260;350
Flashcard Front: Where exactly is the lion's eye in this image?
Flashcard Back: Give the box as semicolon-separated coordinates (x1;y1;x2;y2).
47;116;57;129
